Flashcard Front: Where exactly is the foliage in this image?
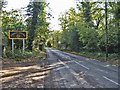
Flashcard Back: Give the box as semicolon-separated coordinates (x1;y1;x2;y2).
1;1;119;61
5;49;32;59
4;48;45;61
26;1;50;51
1;9;26;57
1;0;50;58
0;0;7;10
50;2;119;56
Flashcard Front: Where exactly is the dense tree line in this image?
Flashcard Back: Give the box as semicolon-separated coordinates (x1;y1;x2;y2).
1;0;51;57
49;2;120;56
1;1;120;59
26;0;51;51
0;0;7;57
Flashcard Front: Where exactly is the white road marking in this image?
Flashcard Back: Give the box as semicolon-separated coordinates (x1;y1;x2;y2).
74;61;89;70
54;67;65;71
58;59;93;88
59;52;118;72
58;59;70;69
58;59;91;87
51;49;120;88
104;65;110;67
96;69;108;73
55;51;89;70
103;76;120;86
58;59;80;79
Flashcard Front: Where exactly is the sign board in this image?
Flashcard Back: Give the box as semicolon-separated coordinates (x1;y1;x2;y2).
9;31;28;39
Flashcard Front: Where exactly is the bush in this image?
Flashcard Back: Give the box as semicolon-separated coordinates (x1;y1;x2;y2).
5;50;13;58
5;49;33;59
4;48;46;62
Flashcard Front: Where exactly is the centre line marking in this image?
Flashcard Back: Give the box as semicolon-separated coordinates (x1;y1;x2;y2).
58;52;89;70
74;61;89;70
58;59;81;76
103;76;120;86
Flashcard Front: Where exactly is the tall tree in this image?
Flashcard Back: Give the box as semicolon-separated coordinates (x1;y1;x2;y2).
1;9;25;53
0;0;7;11
105;2;108;60
58;8;81;51
114;2;120;57
26;0;50;51
27;1;43;51
0;0;7;57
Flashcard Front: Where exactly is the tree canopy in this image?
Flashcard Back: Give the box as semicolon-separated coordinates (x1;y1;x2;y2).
1;1;119;59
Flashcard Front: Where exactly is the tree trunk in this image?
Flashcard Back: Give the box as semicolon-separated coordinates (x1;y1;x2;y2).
105;2;108;60
27;2;40;51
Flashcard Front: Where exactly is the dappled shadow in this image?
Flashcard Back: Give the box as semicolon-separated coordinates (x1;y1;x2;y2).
1;58;68;88
1;59;49;88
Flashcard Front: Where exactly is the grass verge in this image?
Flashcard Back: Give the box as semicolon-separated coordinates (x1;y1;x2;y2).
2;49;46;64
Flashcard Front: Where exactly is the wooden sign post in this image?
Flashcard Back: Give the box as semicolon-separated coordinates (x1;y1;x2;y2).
9;31;28;56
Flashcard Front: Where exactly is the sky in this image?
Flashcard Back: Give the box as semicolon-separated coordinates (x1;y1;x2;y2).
4;0;76;30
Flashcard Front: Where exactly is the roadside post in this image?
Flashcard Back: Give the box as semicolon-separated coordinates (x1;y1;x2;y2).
9;31;28;56
12;39;14;56
23;39;25;53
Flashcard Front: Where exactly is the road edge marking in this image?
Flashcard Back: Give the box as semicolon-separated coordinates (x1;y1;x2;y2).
74;61;89;70
103;76;120;86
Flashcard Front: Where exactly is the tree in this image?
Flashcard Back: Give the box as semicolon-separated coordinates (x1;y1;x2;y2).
0;0;7;11
56;2;119;55
1;8;26;57
26;0;50;51
105;2;108;60
0;0;7;57
58;8;82;51
26;1;42;51
114;2;120;57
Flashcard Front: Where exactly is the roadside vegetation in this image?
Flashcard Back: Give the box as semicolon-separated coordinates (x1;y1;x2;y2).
1;0;50;62
1;1;119;65
3;49;46;62
1;1;119;88
62;49;119;65
48;2;120;65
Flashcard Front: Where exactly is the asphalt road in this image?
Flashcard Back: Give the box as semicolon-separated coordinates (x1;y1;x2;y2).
45;48;119;88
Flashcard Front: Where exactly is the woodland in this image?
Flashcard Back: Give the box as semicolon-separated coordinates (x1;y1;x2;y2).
0;1;120;63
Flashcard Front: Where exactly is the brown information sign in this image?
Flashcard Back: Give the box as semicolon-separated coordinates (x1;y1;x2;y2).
9;31;28;39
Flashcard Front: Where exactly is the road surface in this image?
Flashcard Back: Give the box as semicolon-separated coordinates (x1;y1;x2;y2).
1;48;119;88
44;48;119;88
